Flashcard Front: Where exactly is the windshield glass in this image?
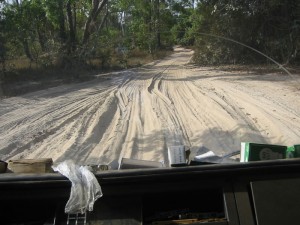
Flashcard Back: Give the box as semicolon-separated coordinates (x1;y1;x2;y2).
0;0;299;166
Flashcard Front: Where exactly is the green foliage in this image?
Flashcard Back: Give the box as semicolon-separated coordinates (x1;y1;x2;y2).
119;0;176;53
1;0;298;78
191;0;300;65
171;7;194;46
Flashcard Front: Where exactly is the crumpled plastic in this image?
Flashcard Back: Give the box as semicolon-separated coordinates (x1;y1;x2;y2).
52;160;103;214
194;148;239;164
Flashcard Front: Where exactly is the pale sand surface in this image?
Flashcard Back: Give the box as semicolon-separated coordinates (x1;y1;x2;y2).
1;47;299;165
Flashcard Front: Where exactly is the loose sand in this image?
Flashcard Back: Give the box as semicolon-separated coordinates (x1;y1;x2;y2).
1;47;299;165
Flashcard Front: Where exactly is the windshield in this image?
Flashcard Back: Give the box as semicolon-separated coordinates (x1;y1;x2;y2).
0;0;299;166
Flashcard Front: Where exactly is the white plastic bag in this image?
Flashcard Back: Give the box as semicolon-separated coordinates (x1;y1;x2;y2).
52;160;103;214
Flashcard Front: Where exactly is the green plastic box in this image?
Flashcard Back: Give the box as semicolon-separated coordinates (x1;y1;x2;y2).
240;142;287;162
286;145;300;158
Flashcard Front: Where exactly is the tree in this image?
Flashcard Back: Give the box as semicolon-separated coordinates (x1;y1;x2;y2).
170;0;194;46
1;0;297;74
1;0;110;56
190;0;300;65
82;0;108;45
115;0;175;53
0;1;6;73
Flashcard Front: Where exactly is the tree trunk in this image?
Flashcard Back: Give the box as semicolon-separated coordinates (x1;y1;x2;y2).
97;9;109;35
0;27;6;74
73;2;77;40
66;0;76;52
155;0;161;48
37;27;46;52
22;39;33;61
82;0;108;45
58;0;67;43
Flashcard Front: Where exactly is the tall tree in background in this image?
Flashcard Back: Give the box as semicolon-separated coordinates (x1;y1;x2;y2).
170;0;195;45
117;0;175;52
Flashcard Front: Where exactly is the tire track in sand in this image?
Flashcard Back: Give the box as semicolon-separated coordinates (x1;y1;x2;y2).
0;47;299;164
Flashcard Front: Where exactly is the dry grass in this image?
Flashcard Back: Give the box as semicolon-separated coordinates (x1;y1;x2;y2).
0;49;173;97
5;57;43;71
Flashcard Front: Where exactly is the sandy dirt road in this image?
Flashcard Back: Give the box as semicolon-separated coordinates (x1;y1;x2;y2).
1;47;300;165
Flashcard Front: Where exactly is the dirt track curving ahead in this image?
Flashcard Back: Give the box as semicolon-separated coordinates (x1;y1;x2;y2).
1;47;300;165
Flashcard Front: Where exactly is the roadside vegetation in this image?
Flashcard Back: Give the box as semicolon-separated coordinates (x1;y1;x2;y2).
0;0;299;96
